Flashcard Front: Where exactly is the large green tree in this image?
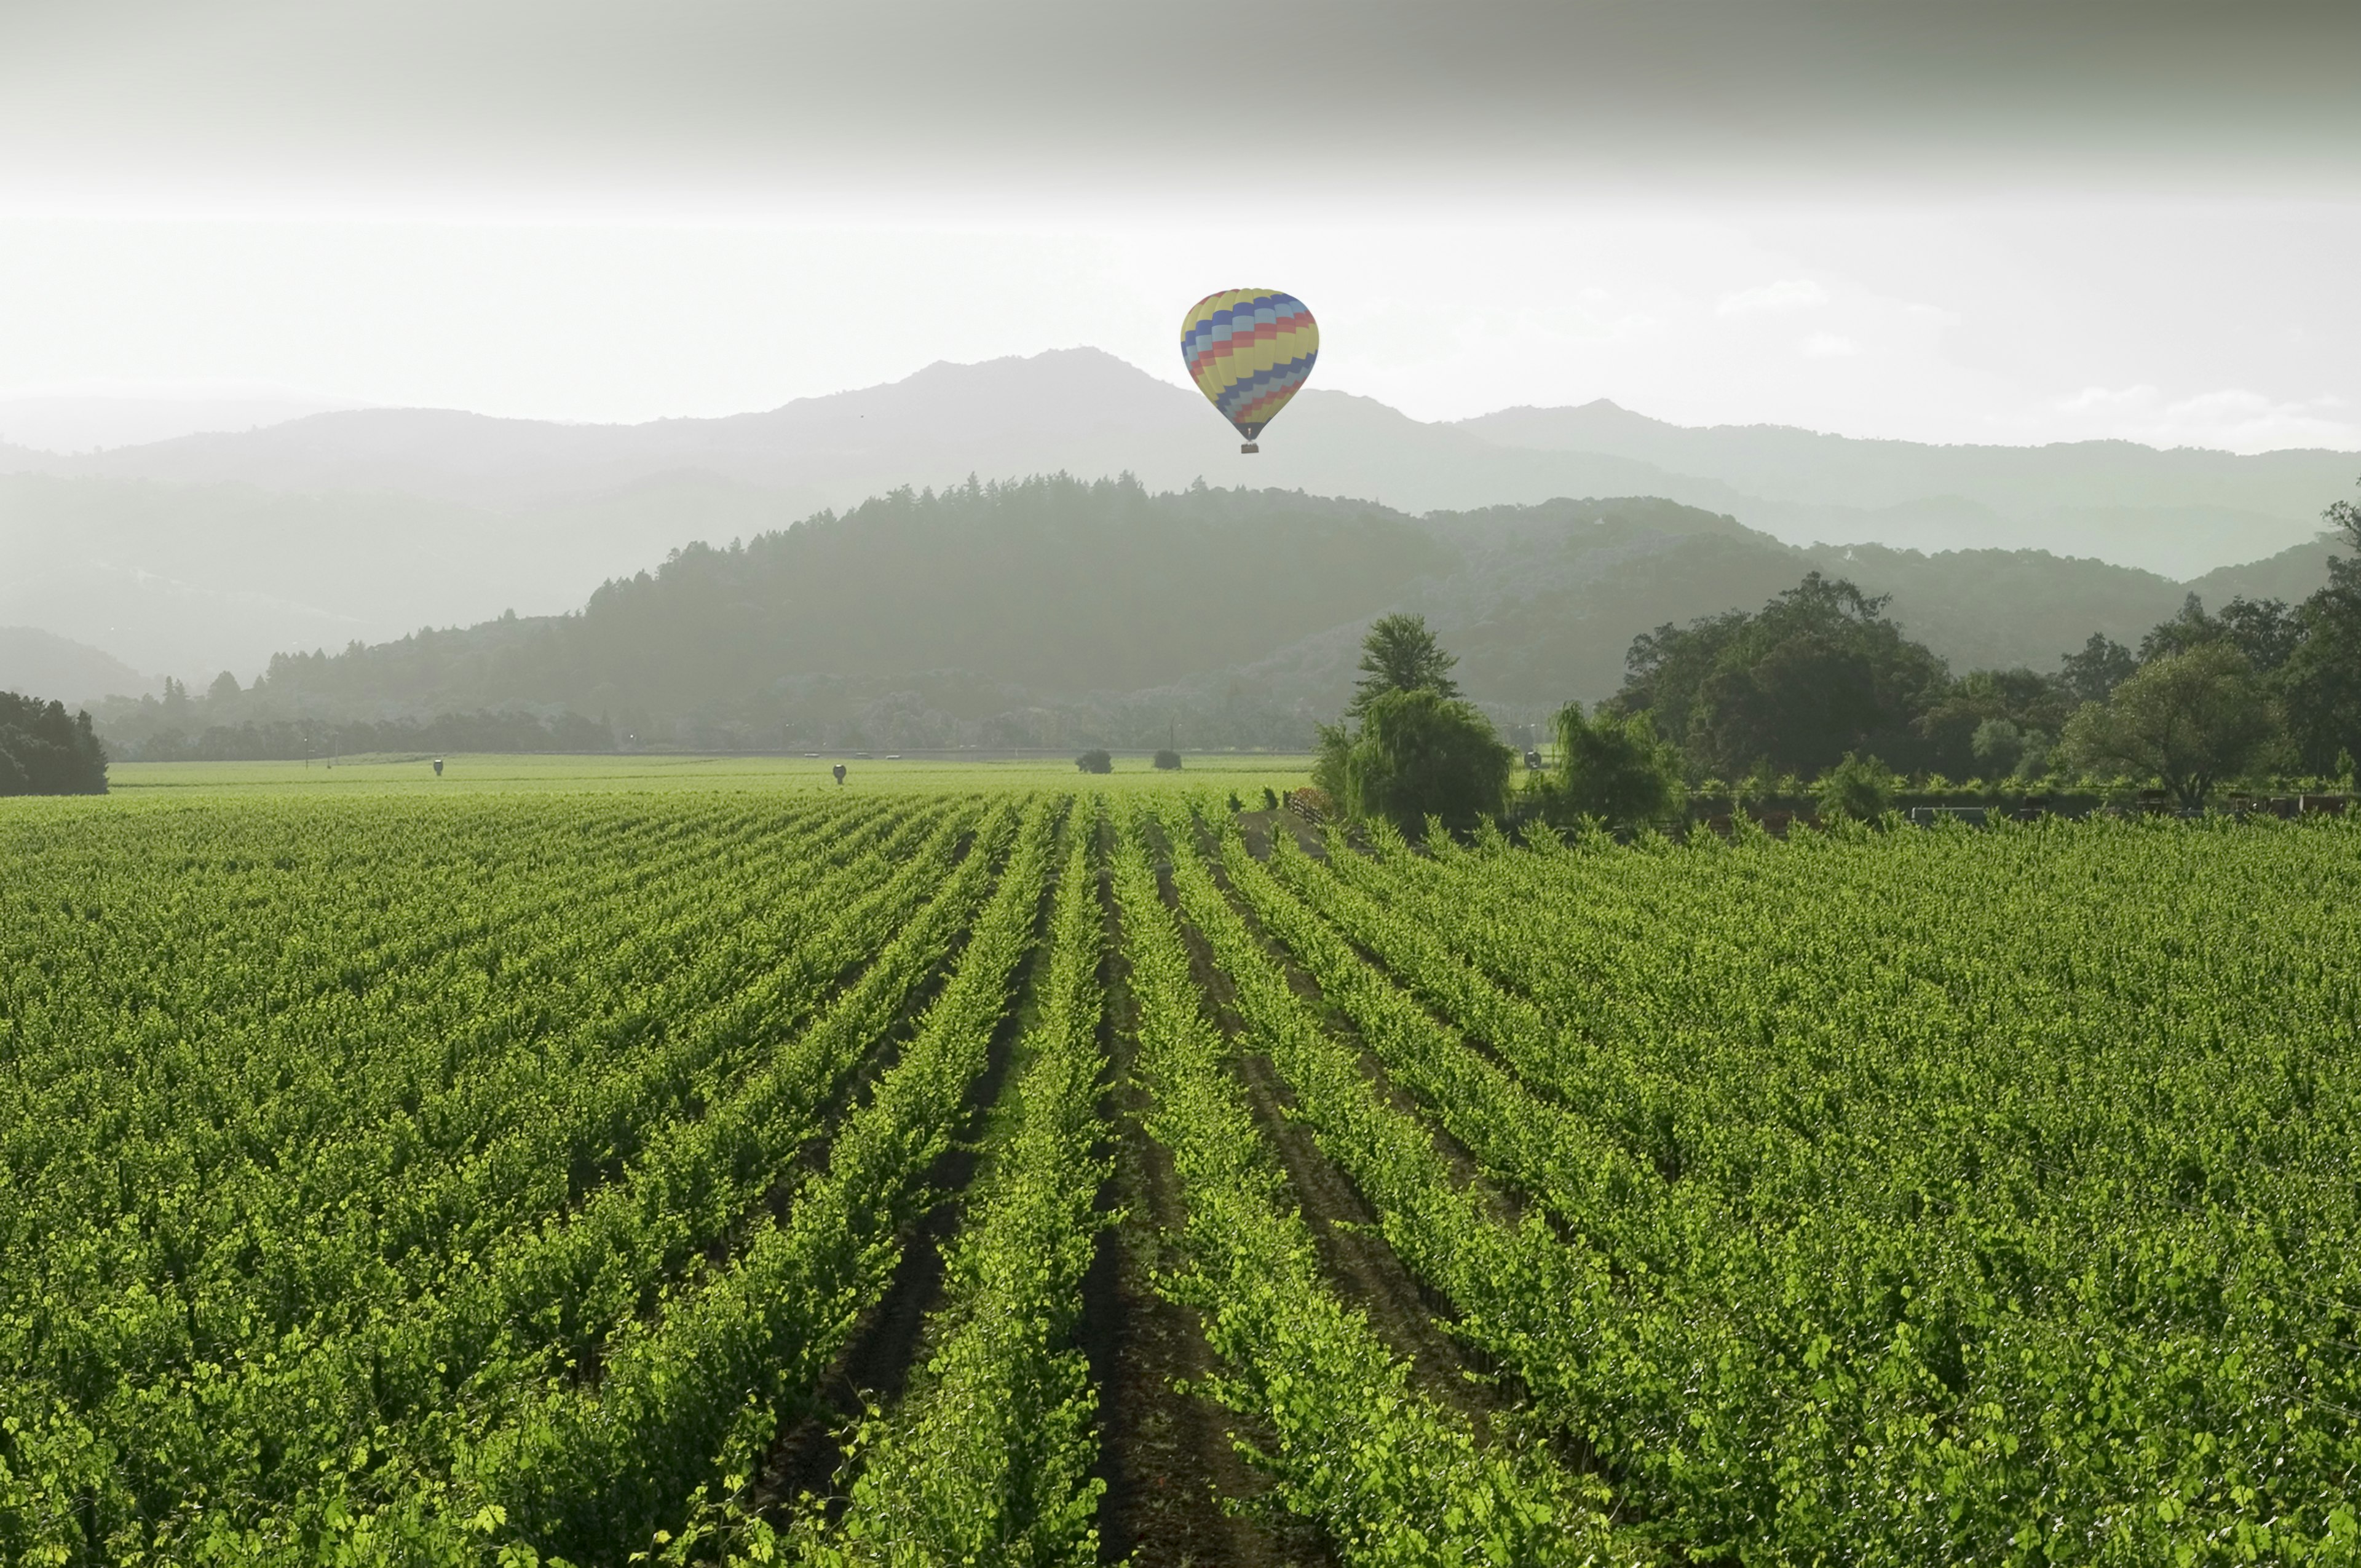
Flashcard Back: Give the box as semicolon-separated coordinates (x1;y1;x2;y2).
2276;481;2361;774
1319;617;1507;832
1316;687;1513;835
2138;592;2303;671
0;692;109;795
1912;666;2074;779
2059;642;2279;806
1347;612;1461;719
1611;573;1950;779
2058;633;2138;705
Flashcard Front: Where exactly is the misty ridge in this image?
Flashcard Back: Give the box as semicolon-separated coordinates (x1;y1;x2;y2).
1;347;2352;751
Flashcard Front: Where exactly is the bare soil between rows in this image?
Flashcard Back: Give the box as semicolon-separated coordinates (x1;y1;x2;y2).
1087;856;1333;1567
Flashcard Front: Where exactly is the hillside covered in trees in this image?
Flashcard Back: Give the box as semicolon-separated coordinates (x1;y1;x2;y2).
87;473;2345;760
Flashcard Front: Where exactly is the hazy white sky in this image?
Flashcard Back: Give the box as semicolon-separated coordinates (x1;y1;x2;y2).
2;1;2355;451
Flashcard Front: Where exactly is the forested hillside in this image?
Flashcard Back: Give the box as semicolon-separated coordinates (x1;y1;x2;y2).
263;476;1447;703
85;473;2341;759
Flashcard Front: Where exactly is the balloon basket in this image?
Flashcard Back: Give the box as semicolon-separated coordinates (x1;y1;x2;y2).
1240;442;1259;454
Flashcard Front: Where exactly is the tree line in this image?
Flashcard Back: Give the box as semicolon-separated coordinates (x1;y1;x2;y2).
120;708;615;763
1309;482;2361;832
0;691;109;795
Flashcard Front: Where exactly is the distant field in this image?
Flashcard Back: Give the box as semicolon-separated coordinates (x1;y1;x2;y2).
104;751;1316;795
4;793;2356;1566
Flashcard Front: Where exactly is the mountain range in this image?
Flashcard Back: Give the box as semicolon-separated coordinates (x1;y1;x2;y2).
2;347;2352;709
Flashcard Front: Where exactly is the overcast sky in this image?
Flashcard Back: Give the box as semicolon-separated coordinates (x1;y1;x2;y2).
2;0;2356;451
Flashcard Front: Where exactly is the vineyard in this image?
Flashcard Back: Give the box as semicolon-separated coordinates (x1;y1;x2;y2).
3;787;2359;1566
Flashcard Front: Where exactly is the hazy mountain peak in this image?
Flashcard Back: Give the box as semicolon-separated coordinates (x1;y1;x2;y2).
6;344;2355;684
0;392;372;455
0;625;159;704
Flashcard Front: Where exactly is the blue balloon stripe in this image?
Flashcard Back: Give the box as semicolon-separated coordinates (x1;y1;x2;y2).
1185;306;1309;349
1218;373;1311;422
1180;293;1313;358
1214;360;1313;413
1214;353;1316;419
1216;349;1316;396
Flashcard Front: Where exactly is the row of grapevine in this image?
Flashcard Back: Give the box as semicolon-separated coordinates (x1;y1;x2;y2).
457;794;1066;1563
1116;805;1611;1567
1269;809;2361;1564
10;782;2359;1566
5;796;894;1558
783;810;1114;1566
0;796;1013;1562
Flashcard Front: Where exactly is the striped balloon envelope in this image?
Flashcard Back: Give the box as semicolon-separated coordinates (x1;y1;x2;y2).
1180;289;1318;451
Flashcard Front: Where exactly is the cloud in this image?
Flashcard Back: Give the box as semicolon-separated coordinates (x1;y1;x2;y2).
1800;332;1861;358
2051;384;2359;452
1718;278;1829;315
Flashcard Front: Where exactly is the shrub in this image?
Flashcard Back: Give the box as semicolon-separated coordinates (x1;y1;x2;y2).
1315;687;1513;836
1075;749;1112;774
1152;749;1182;771
1813;752;1898;821
1532;703;1685;832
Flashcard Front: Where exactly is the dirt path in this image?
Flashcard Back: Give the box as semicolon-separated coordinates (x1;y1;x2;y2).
748;809;1060;1519
1230;808;1329;862
1088;854;1333;1568
1153;831;1519;1449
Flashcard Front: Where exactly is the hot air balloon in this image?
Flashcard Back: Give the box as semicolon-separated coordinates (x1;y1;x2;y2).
1181;290;1317;453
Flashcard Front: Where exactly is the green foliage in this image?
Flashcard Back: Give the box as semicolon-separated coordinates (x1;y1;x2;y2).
798;829;1109;1566
1532;702;1685;831
1074;747;1112;774
1611;572;1950;779
1152;747;1182;770
2058;631;2138;704
1347;610;1463;718
2275;481;2361;773
1318;687;1513;836
2279;599;2361;776
0;793;1048;1560
1259;806;2361;1566
2138;589;2306;673
0;690;108;794
14;777;2361;1566
1134;806;1621;1564
242;475;1454;728
2062;641;2282;805
1966;715;2057;780
1811;751;1898;820
1913;665;2071;778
